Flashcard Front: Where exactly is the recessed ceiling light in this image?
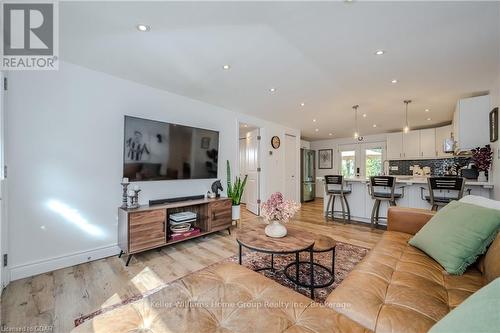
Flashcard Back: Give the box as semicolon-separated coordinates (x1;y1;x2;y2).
269;88;276;93
222;64;230;70
300;102;305;107
373;124;377;128
243;124;248;128
312;118;317;122
362;113;367;118
375;50;385;55
329;133;333;136
427;118;432;121
315;128;319;132
425;109;430;112
391;79;398;84
136;24;151;32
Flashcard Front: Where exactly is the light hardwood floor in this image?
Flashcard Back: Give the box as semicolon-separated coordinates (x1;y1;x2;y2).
1;199;383;332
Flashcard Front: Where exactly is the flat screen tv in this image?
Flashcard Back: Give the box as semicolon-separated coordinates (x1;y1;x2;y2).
123;116;219;181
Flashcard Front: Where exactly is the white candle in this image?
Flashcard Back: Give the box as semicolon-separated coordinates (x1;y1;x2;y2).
122;177;129;184
127;190;135;197
133;185;139;191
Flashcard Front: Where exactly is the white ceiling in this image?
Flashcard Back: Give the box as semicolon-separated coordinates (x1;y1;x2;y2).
60;1;500;141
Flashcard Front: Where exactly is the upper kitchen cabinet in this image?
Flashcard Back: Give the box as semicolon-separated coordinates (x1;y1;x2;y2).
435;125;453;157
453;95;491;152
419;128;436;158
403;130;421;159
387;132;403;159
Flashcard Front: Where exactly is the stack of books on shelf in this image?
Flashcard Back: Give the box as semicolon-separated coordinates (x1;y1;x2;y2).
169;211;201;241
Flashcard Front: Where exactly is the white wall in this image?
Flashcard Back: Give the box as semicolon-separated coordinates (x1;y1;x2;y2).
5;61;299;280
489;70;500;199
310;134;387;197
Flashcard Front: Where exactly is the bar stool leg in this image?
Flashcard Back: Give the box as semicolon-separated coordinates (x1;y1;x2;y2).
340;195;347;224
370;199;378;229
344;196;351;222
374;200;381;227
331;196;336;221
325;194;333;218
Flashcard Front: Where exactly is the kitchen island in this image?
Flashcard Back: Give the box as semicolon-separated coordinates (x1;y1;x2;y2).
317;176;493;225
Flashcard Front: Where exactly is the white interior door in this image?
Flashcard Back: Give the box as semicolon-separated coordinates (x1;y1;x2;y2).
0;72;6;293
239;138;247;203
244;129;260;215
285;134;298;201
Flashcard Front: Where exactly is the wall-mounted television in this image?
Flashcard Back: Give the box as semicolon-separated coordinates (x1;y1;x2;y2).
123;116;219;181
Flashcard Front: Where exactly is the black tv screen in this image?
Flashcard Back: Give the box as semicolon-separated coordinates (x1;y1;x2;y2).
123;116;219;181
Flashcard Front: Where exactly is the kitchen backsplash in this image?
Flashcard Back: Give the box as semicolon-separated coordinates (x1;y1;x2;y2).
388;157;471;176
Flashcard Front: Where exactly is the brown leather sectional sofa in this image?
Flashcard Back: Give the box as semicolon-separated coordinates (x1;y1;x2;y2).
72;207;500;333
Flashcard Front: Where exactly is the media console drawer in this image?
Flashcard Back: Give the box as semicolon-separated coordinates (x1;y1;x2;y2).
129;209;166;253
209;200;232;229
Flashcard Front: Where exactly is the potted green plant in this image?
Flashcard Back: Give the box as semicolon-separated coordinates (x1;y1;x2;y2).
226;160;248;220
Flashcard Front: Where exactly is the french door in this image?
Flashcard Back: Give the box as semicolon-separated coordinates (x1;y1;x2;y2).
338;142;385;178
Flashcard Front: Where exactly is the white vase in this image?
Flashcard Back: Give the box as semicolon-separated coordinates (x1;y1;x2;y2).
232;205;241;220
477;171;487;182
265;220;287;238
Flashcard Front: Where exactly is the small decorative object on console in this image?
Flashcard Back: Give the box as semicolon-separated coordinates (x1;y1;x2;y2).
471;145;492;182
261;192;301;238
127;185;141;209
210;180;223;198
121;177;129;208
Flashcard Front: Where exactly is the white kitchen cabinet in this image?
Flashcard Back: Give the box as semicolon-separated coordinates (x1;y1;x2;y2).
419;128;436;158
386;132;403;159
403;130;420;159
435;125;453;157
453;95;491;152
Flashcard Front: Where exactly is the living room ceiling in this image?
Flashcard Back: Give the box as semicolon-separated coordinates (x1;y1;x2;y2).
60;1;500;140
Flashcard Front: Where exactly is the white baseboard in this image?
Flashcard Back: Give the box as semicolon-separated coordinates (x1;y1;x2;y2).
9;244;120;281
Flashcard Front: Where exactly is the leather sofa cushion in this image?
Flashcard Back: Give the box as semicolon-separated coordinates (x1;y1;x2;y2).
72;263;371;333
484;232;500;283
326;232;484;333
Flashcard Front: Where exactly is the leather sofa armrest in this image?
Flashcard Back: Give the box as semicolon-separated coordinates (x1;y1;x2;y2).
387;207;435;235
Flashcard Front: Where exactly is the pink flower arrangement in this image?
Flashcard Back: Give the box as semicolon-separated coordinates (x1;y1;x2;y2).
261;192;301;224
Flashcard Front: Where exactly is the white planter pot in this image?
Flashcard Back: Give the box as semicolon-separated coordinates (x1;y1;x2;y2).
478;171;487;182
265;220;288;238
232;205;241;220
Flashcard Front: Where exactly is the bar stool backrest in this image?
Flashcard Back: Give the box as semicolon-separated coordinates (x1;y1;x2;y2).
324;175;344;193
369;176;396;199
428;177;465;203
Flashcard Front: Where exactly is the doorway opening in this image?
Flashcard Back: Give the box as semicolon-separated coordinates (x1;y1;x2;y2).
239;123;261;216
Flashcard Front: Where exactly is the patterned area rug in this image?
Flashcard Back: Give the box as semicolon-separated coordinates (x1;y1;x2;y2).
226;242;369;303
74;242;368;327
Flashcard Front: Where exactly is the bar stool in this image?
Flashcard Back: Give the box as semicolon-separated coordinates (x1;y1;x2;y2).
368;176;404;229
420;177;466;211
324;175;351;223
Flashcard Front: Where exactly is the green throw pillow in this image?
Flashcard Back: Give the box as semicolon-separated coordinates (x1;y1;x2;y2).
429;278;500;333
409;200;500;275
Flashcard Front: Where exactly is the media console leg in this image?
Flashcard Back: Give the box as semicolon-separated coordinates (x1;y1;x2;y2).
118;250;123;258
238;244;242;265
227;227;231;235
126;254;133;266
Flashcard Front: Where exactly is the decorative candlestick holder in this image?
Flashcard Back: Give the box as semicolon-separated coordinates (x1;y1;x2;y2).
128;189;141;209
121;182;129;208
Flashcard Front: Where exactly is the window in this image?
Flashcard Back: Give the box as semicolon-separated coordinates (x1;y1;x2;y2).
341;150;356;178
365;147;382;177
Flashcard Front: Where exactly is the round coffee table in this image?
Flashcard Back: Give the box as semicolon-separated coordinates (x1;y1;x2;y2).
236;224;317;298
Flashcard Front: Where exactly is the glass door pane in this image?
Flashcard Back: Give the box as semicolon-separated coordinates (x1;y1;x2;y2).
365;147;383;177
341;150;356;178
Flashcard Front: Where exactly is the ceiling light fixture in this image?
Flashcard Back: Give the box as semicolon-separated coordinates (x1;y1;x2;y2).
353;105;360;139
269;88;276;93
391;79;398;84
329;133;333;136
403;100;412;133
373;124;377;128
425;108;430;112
222;64;230;70
312;118;317;122
362;113;367;118
315;128;319;132
136;24;151;32
244;124;248;127
300;102;305;107
427;118;432;121
375;50;385;55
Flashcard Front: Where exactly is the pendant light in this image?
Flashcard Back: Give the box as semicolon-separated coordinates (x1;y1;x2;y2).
353;105;360;139
403;100;412;133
